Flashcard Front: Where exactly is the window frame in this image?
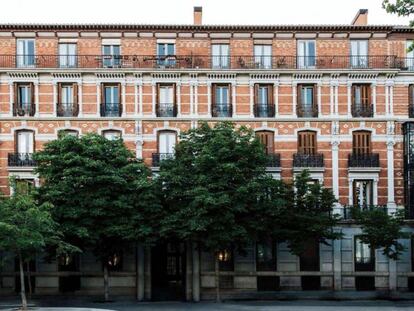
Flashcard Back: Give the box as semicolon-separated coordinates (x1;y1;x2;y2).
297;130;317;155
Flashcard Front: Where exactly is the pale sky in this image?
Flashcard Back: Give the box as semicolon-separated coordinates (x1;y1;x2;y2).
0;0;411;25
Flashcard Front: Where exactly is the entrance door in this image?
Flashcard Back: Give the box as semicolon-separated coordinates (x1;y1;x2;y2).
151;242;186;301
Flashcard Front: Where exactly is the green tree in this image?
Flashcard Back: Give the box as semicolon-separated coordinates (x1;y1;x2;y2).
383;1;414;50
34;133;160;301
158;122;269;301
355;208;408;260
0;186;75;310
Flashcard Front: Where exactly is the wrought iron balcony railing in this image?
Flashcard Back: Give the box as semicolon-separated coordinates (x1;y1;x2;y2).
293;153;324;168
152;153;174;167
343;205;388;220
212;104;232;118
409;106;414;118
13;102;35;117
8;153;36;167
0;54;406;70
156;102;177;117
100;102;122;117
57;103;79;117
254;104;275;118
297;105;318;118
348;153;380;168
266;153;281;167
351;104;373;117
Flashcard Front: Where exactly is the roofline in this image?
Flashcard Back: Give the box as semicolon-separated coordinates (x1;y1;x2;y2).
0;23;412;32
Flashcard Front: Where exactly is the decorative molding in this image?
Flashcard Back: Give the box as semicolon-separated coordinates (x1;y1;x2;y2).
207;73;237;80
151;72;181;80
348;73;378;80
293;73;323;81
95;72;125;79
8;72;38;79
250;73;279;80
52;72;82;79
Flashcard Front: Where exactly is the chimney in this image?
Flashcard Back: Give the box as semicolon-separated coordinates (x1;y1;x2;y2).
194;6;202;25
351;9;368;26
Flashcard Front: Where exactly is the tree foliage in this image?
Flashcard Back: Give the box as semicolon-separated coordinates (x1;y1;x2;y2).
355;208;408;260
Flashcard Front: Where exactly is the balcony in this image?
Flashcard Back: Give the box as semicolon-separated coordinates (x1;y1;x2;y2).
8;153;36;167
296;105;318;118
352;104;373;117
152;153;174;167
57;103;79;117
0;54;404;70
100;103;122;117
348;153;380;168
343;205;388;220
13;103;35;117
212;104;232;118
293;153;324;168
266;153;281;167
156;103;177;118
254;104;275;118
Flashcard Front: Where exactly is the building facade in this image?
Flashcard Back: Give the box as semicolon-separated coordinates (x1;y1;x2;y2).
1;8;414;300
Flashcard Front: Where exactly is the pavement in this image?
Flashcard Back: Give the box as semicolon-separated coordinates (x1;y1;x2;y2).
1;298;414;311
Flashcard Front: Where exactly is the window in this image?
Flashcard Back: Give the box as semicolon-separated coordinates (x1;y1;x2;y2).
407;41;414;70
297;85;317;117
153;131;176;166
57;83;78;117
217;249;234;271
102;44;120;68
297;40;315;69
58;253;80;293
254;84;274;117
16;130;34;155
352;131;371;155
101;84;121;117
299;239;320;271
156;84;176;117
212;44;230;69
298;131;317;155
58;129;79;138
103;130;121;141
352;84;372;117
59;43;77;68
256;240;276;271
409;85;414;117
14;179;34;195
256;131;274;155
16;39;35;67
13;83;34;116
157;43;175;67
254;45;272;69
353;180;373;207
351;40;368;68
355;236;375;271
212;84;231;117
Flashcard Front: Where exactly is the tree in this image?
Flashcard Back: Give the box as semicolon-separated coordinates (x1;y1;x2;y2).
34;133;160;302
158;122;270;301
354;208;408;260
0;184;75;310
383;1;414;50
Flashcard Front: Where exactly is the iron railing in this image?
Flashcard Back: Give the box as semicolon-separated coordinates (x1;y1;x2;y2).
352;104;373;117
156;103;177;117
0;54;407;70
297;105;318;118
254;104;275;118
212;104;232;118
12;102;35;117
8;153;36;167
57;103;79;117
293;153;324;167
343;205;388;220
266;153;281;167
348;153;380;168
152;153;174;167
100;103;122;117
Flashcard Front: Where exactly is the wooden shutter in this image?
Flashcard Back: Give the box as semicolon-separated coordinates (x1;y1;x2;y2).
267;84;274;105
361;84;371;106
211;84;216;116
56;83;62;116
117;82;122;117
100;84;105;116
312;84;318;116
257;131;274;155
298;131;316;155
351;84;356;106
156;83;160;116
29;82;35;116
228;83;232;116
254;84;259;116
353;131;371;155
73;83;79;117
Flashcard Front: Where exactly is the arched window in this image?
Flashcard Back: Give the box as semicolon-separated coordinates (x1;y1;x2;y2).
352;130;371;155
297;130;317;155
256;131;274;155
102;129;122;141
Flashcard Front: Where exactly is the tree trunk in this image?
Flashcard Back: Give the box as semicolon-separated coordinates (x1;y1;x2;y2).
103;263;110;302
18;252;28;311
26;262;32;298
215;256;220;303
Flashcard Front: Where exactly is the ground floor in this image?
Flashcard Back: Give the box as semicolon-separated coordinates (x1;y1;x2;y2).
1;225;414;301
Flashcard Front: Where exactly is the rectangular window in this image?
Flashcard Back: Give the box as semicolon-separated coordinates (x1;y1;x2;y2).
57;83;78;117
409;85;414;117
157;43;175;67
407;41;414;70
212;44;230;69
158;132;176;154
256;131;274;155
157;84;176;117
254;84;274;117
102;45;120;68
14;83;34;116
297;40;315;69
59;43;77;68
355;236;375;271
299;239;320;271
16;39;35;67
351;40;368;68
353;180;373;207
297;85;316;117
352;84;372;117
254;45;272;69
298;131;317;155
352;131;371;155
212;84;231;117
17;131;34;154
102;84;120;117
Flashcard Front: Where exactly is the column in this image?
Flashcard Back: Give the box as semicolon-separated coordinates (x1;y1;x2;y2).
151;82;156;117
389;84;394;116
292;83;297;117
138;82;143;117
78;82;83;117
194;82;199;117
249;82;254;118
177;82;181;117
34;81;39;117
192;242;200;302
121;82;126;117
134;83;138;116
331;140;341;216
274;82;279;117
207;82;212;117
347;82;352;117
136;244;145;301
333;232;342;290
385;85;389;116
335;84;339;116
232;82;236;117
348;177;354;205
387;140;397;214
330;84;334;116
373;178;379;205
189;83;194;116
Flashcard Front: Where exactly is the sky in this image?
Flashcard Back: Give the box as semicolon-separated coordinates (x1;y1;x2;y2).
0;0;411;25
